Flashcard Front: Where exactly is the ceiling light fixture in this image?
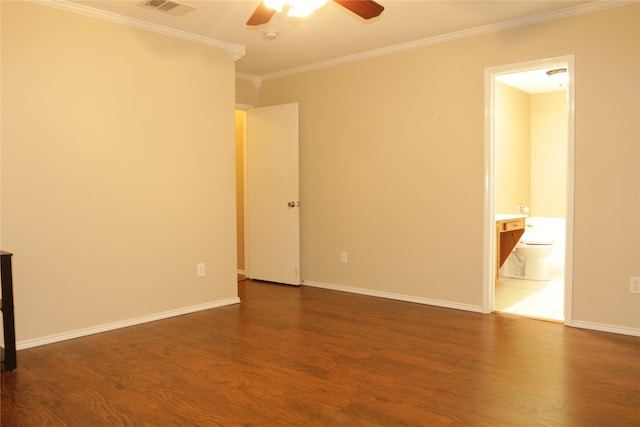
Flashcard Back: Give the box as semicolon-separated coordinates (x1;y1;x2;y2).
263;0;328;18
546;67;568;87
546;68;567;77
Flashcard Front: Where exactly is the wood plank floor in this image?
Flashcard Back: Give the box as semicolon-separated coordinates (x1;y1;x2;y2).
2;280;639;426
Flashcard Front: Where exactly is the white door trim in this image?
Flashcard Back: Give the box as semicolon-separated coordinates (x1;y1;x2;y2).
235;104;253;277
482;55;575;326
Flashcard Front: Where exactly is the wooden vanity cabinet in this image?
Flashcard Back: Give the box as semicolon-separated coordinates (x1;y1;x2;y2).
496;217;525;281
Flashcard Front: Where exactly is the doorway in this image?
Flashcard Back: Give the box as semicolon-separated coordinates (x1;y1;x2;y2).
235;109;247;278
483;56;575;324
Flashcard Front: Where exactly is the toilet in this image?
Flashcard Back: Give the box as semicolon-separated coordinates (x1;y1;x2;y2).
515;236;555;280
500;217;564;281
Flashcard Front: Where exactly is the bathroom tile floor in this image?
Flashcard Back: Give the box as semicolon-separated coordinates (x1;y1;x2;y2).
495;275;564;321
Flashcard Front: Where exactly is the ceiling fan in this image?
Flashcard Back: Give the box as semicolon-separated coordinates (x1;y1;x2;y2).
246;0;384;26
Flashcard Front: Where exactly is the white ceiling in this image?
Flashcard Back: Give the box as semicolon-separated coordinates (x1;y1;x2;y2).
497;68;568;94
65;0;623;89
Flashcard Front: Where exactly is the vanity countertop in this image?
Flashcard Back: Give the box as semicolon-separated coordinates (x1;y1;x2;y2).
495;214;527;222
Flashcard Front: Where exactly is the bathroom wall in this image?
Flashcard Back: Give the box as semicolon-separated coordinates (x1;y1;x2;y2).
531;91;567;217
495;84;566;218
495;82;531;214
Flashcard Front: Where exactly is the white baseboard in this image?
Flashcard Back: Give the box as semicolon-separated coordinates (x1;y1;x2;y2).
303;280;484;313
304;281;640;337
568;320;640;337
16;297;241;350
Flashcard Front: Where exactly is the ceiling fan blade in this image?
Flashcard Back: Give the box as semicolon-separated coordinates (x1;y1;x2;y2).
246;1;276;26
333;0;384;20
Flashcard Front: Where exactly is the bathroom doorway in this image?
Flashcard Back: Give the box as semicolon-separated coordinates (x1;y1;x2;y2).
483;56;575;324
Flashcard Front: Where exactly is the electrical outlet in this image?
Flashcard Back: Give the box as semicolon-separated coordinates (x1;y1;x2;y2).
630;277;640;294
340;251;348;264
197;263;206;278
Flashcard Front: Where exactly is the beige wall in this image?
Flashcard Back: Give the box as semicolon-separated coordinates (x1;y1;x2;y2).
1;2;238;343
236;78;259;107
495;82;531;215
257;4;640;331
531;91;567;217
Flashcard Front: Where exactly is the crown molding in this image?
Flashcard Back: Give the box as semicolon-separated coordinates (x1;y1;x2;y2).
44;0;631;85
235;73;263;90
29;0;245;61
257;0;634;82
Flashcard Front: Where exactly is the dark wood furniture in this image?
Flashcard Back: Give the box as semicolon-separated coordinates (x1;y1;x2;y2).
1;251;16;371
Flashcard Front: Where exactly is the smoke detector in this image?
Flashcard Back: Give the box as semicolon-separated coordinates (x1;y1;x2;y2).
263;30;279;40
139;0;196;16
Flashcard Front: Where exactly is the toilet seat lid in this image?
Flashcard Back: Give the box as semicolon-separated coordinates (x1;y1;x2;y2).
521;240;553;245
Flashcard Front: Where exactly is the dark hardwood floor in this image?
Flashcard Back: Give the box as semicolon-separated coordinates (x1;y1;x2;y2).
2;280;639;426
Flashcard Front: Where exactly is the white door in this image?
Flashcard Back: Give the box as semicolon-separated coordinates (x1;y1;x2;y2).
245;103;300;285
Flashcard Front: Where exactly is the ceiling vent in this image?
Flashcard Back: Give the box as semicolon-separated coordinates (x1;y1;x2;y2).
139;0;196;16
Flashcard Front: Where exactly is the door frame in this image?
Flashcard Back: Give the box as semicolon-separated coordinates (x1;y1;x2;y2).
236;104;252;277
482;55;575;325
